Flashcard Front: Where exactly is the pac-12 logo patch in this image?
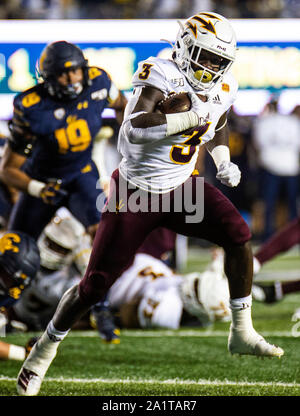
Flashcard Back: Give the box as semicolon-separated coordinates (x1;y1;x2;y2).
222;83;230;92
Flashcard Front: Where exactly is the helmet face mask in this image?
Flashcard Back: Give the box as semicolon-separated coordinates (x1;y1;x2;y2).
38;233;73;271
0;266;16;294
179;269;231;326
188;46;231;87
37;41;90;100
179;273;212;326
37;213;85;271
172;13;237;91
52;66;84;99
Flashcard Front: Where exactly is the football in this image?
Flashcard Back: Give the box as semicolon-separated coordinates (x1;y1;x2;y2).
156;92;191;114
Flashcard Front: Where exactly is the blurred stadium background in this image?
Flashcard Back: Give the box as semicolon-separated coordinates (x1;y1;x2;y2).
0;0;300;397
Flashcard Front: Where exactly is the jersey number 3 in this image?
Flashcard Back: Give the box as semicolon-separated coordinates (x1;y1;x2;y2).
55;119;91;153
170;123;210;164
138;63;153;80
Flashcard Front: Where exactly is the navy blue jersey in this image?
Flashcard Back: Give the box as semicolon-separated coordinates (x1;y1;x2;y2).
10;67;112;183
0;135;13;222
0;294;18;308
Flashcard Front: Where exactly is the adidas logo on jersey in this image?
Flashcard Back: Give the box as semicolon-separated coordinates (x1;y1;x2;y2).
212;94;222;105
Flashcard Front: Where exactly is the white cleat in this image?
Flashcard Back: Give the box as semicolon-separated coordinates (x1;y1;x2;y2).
16;333;58;396
292;308;300;322
17;368;43;396
228;325;284;358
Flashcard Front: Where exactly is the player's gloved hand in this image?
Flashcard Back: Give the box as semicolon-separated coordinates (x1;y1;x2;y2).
216;161;241;187
40;179;68;205
189;93;208;127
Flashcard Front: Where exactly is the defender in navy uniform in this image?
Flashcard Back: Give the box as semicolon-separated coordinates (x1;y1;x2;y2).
0;230;40;361
0;41;127;240
0;133;16;229
0;231;40;309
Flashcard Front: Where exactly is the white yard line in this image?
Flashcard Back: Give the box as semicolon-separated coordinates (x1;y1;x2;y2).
66;330;298;338
254;269;300;282
0;375;299;388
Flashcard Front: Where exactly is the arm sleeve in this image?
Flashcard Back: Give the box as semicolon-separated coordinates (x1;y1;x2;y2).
8;97;36;156
121;59;169;143
121;104;168;144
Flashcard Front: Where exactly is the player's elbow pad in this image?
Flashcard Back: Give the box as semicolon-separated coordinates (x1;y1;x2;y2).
123;112;168;144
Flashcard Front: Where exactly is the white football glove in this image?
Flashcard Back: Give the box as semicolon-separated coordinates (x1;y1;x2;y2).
216;161;241;187
189;93;207;126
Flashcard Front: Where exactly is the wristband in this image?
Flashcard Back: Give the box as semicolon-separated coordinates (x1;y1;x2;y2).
27;179;46;198
166;111;198;136
8;344;26;361
210;145;230;168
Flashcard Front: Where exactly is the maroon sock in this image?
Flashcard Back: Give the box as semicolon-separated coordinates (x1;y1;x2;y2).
281;280;300;295
256;218;300;264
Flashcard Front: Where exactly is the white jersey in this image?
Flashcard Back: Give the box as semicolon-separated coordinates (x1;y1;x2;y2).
108;253;184;329
108;253;179;308
137;279;184;330
108;251;231;330
118;57;238;193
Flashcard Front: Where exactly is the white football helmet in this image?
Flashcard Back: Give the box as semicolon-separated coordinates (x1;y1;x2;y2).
38;209;85;270
179;256;231;326
172;12;237;91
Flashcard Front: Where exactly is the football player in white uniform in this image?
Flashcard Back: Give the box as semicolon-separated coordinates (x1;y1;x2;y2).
17;13;283;396
109;248;230;330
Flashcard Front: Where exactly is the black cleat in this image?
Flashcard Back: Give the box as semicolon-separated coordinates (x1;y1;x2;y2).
90;307;120;344
252;283;283;304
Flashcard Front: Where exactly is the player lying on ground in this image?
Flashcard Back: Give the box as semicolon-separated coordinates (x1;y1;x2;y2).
0;231;40;360
16;12;283;397
109;245;231;329
2;208;120;362
9;207;120;343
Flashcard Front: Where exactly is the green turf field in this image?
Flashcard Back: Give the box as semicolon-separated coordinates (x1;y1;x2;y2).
0;247;300;397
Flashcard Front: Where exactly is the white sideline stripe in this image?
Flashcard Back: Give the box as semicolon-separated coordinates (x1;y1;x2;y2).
1;376;300;388
67;330;297;338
